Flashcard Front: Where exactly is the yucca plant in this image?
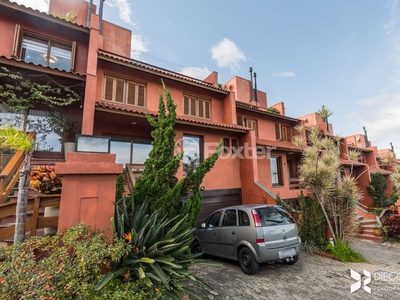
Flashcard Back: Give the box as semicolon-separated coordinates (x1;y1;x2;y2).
95;196;214;299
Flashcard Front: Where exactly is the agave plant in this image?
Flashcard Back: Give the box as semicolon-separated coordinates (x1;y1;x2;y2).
95;196;215;299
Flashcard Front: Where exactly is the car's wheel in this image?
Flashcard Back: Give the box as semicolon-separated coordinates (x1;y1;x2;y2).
238;247;259;275
190;241;204;258
282;255;299;265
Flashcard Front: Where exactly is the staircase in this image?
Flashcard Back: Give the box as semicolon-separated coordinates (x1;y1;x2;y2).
356;206;384;243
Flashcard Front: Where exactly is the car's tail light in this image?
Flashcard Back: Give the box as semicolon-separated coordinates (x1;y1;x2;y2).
251;208;262;227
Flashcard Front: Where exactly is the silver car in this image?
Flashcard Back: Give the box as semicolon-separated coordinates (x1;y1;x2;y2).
190;204;301;274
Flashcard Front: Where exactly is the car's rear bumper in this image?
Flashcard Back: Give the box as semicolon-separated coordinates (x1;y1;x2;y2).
254;240;302;262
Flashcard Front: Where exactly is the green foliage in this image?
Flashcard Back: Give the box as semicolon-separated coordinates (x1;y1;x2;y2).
0;224;126;299
133;81;221;226
325;239;368;262
115;174;125;201
0;66;80;132
298;192;327;252
367;172;390;207
0;125;34;151
266;107;280;114
383;215;400;239
96;196;214;300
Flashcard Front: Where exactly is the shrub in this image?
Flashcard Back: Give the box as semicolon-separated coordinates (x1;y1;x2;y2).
95;196;214;300
325;239;368;262
0;224;126;299
383;215;400;239
30;165;62;194
298;192;327;252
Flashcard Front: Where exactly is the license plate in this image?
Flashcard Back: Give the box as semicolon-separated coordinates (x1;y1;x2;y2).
279;248;296;259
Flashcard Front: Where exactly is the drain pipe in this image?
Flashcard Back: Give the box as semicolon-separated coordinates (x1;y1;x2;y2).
99;0;105;34
87;0;93;28
253;72;259;104
249;67;254;101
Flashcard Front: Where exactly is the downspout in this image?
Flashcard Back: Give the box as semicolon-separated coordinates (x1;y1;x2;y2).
253;72;259;104
99;0;105;35
87;0;93;28
249;67;254;101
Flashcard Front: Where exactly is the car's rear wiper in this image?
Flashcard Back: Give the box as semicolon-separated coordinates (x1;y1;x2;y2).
265;219;283;223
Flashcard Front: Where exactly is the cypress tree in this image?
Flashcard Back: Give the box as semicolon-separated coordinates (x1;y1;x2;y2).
133;81;221;226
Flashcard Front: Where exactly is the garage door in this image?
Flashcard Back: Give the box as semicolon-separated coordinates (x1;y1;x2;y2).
196;188;241;225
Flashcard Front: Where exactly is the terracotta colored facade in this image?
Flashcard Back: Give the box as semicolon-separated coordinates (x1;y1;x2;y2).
0;0;396;230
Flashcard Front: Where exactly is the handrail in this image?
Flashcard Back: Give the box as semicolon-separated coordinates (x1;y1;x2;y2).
125;164;145;194
0;194;61;241
357;202;370;212
0;149;25;203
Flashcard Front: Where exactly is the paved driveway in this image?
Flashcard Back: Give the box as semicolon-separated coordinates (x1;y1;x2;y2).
186;240;400;299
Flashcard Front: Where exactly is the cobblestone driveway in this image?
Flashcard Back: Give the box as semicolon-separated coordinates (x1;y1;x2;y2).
186;240;400;299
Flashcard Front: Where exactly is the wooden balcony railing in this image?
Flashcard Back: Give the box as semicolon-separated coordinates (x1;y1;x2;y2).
0;194;60;242
0;149;25;203
125;164;144;194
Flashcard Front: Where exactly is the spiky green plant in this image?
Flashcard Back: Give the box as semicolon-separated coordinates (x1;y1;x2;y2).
95;196;215;300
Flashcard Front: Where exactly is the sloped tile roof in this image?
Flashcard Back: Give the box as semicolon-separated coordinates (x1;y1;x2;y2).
95;100;249;131
236;102;300;122
256;139;302;151
339;159;366;166
369;167;392;175
98;50;228;93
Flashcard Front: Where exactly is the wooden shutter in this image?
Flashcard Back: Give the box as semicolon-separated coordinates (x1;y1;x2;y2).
198;99;204;118
137;85;145;107
183;96;189;115
205;101;211;119
12;24;21;57
190;97;196;116
237;115;244;126
70;41;76;70
275;123;282;140
104;76;113;100
127;82;136;105
115;79;125;103
282;126;290;142
248;119;258;137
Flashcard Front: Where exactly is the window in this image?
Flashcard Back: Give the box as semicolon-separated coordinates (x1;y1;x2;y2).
223;138;230;154
206;211;222;228
271;156;283;185
183;135;202;174
13;25;76;71
231;139;238;152
222;209;237;226
110;138;152;166
183;95;211;119
237;115;258;137
255;206;294;227
275;123;291;142
103;75;146;106
238;210;250;226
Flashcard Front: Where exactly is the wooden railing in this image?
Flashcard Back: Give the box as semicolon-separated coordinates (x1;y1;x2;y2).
0;149;25;203
125;164;144;194
0;194;60;242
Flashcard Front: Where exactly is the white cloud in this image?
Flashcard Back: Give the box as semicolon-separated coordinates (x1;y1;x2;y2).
271;71;296;78
130;34;148;60
210;38;246;72
105;0;136;27
349;93;400;152
11;0;49;12
179;67;211;80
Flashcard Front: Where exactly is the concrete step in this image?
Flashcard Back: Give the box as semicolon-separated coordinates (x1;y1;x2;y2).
356;232;384;243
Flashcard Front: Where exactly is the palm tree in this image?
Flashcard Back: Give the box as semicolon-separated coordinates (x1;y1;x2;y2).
318;105;333;133
0;126;34;243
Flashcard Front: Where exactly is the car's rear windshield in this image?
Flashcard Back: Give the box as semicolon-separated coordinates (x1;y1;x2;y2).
255;206;294;227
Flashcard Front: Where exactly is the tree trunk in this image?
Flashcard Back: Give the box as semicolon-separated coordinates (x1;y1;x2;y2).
316;194;337;243
13;150;32;243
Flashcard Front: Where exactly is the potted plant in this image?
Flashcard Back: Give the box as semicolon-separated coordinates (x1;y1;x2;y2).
373;221;383;237
47;111;80;157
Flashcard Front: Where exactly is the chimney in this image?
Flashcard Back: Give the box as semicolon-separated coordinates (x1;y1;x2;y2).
253;72;259;104
99;0;105;34
87;0;93;28
249;67;254;101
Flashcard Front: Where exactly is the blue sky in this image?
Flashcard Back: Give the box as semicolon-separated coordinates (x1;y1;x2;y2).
13;0;400;154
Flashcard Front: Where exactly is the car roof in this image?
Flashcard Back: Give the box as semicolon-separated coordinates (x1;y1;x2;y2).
218;204;278;210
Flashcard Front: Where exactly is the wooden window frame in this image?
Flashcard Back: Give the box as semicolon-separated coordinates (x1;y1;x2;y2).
237;115;258;137
183;94;211;119
275;123;291;142
103;75;146;107
13;24;76;71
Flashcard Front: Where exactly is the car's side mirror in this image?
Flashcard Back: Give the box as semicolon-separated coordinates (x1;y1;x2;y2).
201;223;206;228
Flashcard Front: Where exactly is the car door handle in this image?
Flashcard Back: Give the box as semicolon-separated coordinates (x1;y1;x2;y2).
231;231;236;235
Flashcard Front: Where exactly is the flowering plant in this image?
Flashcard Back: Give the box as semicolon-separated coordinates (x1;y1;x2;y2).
30;165;62;194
